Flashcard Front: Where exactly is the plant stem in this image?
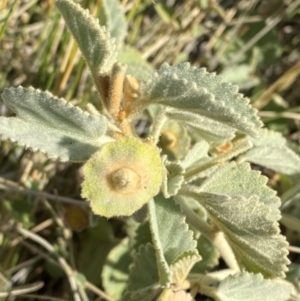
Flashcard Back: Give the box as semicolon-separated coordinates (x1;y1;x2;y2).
176;196;215;240
14;225;82;301
184;139;253;181
107;63;127;120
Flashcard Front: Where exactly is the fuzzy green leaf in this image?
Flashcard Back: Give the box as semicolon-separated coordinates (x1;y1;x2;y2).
148;195;200;286
181;141;216;182
192;162;289;277
199;162;280;209
124;244;162;301
131;63;262;137
191;235;219;273
132;221;152;251
215;272;292;301
221;64;260;90
56;0;117;104
56;0;117;75
100;0;127;46
167;110;236;145
118;46;153;81
0;87;109;162
161;160;185;198
102;238;131;301
241;128;300;175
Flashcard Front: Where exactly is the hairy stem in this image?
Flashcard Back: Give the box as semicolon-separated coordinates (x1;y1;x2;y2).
184;139;253;181
107;63;127;120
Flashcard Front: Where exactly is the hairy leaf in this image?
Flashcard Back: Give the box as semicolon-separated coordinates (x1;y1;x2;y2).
241;128;300;175
167;110;236;145
199;162;280;209
193;193;289;277
56;0;117;75
118;46;153;81
191;235;219;273
148;195;200;286
0;87;109;161
132;221;152;251
170;254;200;289
124;244;162;301
192;162;289;277
100;0;127;46
78;218;116;284
131;63;262;137
181;141;216;182
56;0;118;104
221;64;260;90
161;160;185;198
215;272;292;301
102;238;131;300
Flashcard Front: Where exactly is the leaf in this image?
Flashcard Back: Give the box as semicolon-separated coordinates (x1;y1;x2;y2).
286;263;300;290
191;192;289;277
56;0;118;103
241;128;300;175
191;235;219;274
193;162;290;277
215;272;292;301
100;0;127;46
170;254;200;289
148;195;200;286
132;221;152;251
167;109;236;145
130;63;262;137
181;140;210;169
78;217;116;284
124;244;162;301
0;87;109;162
102;238;131;301
221;64;260;90
118;46;153;81
181;141;217;182
199;162;280;209
56;0;117;75
161;160;185;198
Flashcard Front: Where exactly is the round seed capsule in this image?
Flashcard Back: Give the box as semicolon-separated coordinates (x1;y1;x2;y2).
81;137;164;218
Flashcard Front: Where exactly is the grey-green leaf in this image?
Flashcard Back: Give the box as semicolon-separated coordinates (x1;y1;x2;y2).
124;244;162;301
181;141;217;182
131;63;262;137
162;160;185;198
199;162;280;209
240;128;300;175
193;162;289;277
100;0;127;47
102;238;131;301
215;272;292;301
118;46;153;81
148;195;200;286
167;110;236;145
192;193;289;277
0;87;110;162
56;0;117;80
